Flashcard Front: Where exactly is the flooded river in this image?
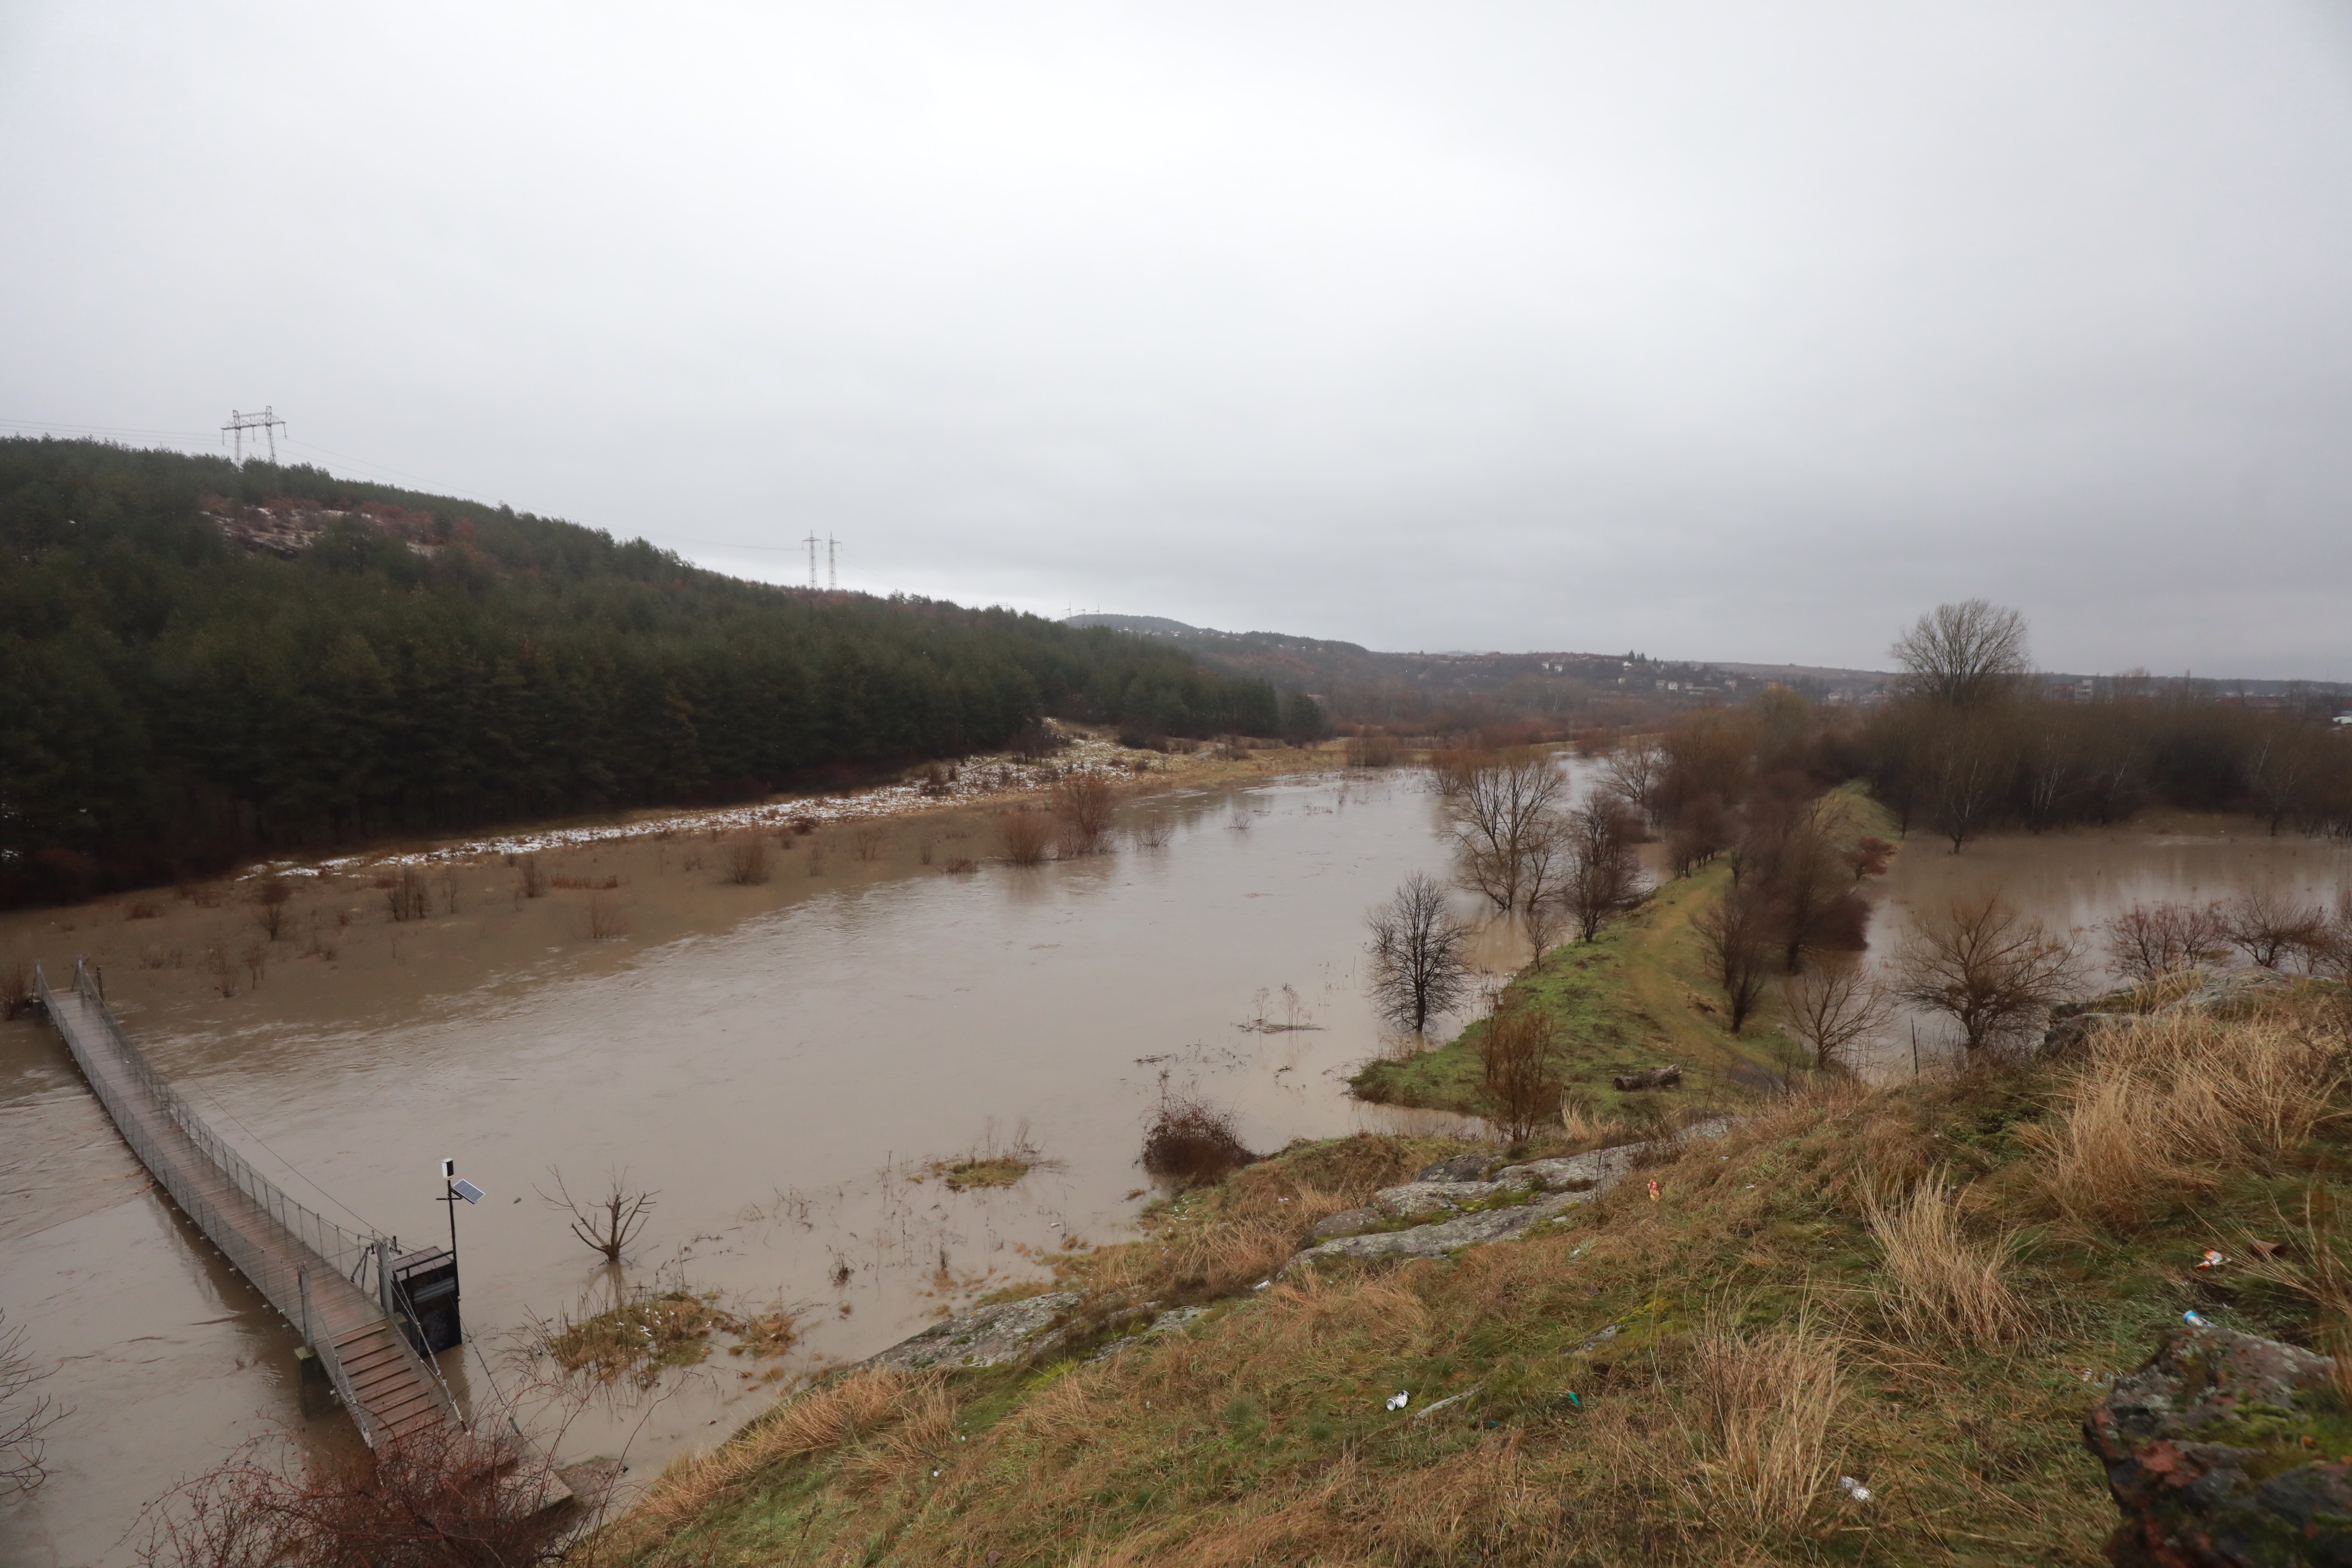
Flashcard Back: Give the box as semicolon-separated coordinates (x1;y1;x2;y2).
1;773;1476;1566
5;773;2347;1564
1861;814;2350;1071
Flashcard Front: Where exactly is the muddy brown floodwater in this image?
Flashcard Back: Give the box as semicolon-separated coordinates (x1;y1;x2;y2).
1858;813;2351;1074
1;772;1484;1566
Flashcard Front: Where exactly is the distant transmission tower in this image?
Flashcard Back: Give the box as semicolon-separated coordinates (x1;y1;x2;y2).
222;406;286;463
803;532;820;590
827;534;839;591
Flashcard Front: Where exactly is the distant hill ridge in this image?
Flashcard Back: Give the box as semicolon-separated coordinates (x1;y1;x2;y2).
1064;614;2348;708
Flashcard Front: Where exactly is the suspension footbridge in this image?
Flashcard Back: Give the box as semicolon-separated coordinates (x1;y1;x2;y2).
36;962;465;1449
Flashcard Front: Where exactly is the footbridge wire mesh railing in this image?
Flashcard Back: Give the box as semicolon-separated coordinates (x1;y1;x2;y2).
34;961;461;1446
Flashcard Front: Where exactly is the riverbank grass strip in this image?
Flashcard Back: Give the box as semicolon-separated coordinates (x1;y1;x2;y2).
595;982;2352;1567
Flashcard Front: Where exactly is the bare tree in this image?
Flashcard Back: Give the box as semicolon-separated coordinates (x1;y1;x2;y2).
1777;963;1891;1072
1694;882;1777;1034
2015;713;2081;834
2100;901;2230;983
250;875;293;942
1895;894;2079;1050
2;1309;61;1499
2244;727;2329;838
1601;738;1668;828
383;867;430;922
1521;892;1565;963
2222;887;2327;970
542;1169;656;1264
1366;872;1474;1035
1742;796;1845;971
1891;599;2030;706
1560;798;1645;942
1479;1006;1562;1144
1444;748;1571;912
1924;710;2013;853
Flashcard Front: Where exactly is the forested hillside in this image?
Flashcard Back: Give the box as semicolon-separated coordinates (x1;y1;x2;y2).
0;439;1278;903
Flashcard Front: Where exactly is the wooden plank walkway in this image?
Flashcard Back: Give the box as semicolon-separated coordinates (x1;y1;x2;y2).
40;971;459;1449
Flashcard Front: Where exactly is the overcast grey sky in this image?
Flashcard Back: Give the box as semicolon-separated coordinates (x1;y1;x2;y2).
5;3;2349;676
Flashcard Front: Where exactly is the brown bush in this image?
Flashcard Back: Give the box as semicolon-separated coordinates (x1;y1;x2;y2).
134;1426;577;1568
1479;1006;1562;1144
125;899;162;921
720;834;770;886
2101;900;2230;983
517;853;546;898
1050;774;1116;852
996;812;1054;866
851;825;888;862
1142;1093;1259;1188
383;867;429;922
2223;886;2328;970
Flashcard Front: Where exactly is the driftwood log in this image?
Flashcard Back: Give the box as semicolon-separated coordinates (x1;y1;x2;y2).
1611;1066;1681;1092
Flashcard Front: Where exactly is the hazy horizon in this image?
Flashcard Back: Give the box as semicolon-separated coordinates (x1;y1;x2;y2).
6;3;2350;680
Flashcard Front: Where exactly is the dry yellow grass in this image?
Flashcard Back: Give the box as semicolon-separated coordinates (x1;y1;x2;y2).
2026;1007;2345;1229
1678;1310;1849;1532
589;1365;930;1555
1861;1170;2027;1350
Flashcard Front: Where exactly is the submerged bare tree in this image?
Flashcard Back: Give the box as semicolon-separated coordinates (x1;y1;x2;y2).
1777;963;1892;1072
1366;872;1474;1035
2222;886;2329;971
542;1170;656;1264
1896;893;2079;1051
1891;599;2030;707
1444;749;1571;913
2;1309;60;1499
1559;798;1646;942
2101;901;2231;983
1601;738;1668;828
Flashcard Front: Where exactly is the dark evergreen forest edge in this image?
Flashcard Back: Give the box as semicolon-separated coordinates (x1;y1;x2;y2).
0;438;1285;905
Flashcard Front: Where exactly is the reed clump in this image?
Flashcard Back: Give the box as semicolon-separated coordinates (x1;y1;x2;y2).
2024;1006;2346;1230
1674;1310;1849;1532
1860;1170;2026;1349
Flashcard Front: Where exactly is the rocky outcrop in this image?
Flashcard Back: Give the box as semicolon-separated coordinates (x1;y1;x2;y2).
1288;1188;1594;1266
1287;1121;1728;1270
2085;1322;2352;1565
1414;1152;1498;1184
866;1291;1082;1372
1612;1066;1682;1091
